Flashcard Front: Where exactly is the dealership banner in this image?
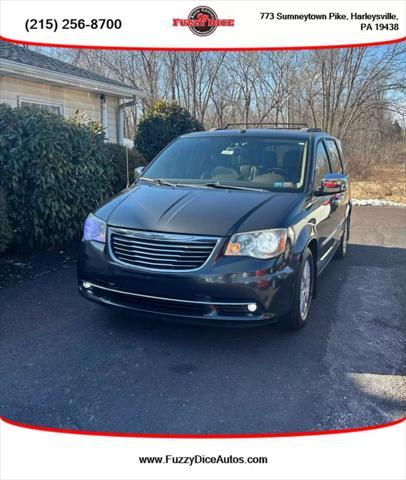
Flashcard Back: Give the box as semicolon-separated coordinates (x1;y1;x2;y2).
0;0;405;49
1;417;405;480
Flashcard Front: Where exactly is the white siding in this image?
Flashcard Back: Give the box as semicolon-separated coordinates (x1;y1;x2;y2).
0;75;119;143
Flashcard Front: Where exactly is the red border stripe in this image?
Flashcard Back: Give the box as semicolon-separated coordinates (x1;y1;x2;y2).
0;35;405;52
1;33;405;439
1;415;405;439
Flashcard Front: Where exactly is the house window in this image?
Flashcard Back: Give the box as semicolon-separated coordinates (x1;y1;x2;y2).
19;99;63;116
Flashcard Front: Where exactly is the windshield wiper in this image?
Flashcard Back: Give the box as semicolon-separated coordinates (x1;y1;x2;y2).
204;182;268;193
140;178;177;187
141;178;267;192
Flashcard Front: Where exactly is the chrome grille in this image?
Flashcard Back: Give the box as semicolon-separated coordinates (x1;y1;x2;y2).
109;228;219;271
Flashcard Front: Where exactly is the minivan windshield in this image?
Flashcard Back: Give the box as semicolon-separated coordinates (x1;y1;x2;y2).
142;135;308;192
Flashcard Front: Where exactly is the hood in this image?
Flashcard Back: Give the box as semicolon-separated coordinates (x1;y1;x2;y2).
102;184;301;237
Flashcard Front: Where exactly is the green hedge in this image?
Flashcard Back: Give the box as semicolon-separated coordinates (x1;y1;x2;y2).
0;105;122;250
105;143;146;192
134;100;203;162
0;188;12;253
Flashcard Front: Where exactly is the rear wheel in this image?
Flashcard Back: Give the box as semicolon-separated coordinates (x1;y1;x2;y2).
279;248;314;331
334;217;349;260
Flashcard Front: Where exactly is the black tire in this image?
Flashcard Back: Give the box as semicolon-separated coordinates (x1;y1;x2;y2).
334;217;349;260
279;248;314;331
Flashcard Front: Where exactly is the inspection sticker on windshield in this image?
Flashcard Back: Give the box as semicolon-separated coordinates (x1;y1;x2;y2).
221;148;234;155
274;182;296;188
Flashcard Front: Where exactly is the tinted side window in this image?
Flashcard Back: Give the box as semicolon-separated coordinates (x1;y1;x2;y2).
314;142;331;189
325;139;343;173
335;140;347;173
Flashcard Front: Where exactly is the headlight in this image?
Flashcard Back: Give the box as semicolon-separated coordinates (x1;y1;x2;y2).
83;213;106;243
225;229;288;259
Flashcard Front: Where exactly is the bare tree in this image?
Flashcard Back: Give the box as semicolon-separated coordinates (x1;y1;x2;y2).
33;44;405;172
296;45;405;138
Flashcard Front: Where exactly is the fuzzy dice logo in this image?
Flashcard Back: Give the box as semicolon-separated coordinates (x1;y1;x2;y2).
173;6;235;36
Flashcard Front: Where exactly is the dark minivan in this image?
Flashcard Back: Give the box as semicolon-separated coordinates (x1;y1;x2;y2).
78;124;351;330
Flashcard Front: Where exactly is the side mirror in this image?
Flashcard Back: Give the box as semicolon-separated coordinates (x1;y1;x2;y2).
315;173;348;196
133;166;145;183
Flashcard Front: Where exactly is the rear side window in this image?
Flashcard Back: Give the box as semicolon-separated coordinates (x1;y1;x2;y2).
325;139;343;173
314;142;331;189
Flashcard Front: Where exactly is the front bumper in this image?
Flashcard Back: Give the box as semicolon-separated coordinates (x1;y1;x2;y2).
78;240;297;323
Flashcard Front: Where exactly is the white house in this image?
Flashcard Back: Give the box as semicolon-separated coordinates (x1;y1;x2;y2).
0;42;143;144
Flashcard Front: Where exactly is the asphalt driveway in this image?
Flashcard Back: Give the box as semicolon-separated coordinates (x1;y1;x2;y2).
0;206;405;434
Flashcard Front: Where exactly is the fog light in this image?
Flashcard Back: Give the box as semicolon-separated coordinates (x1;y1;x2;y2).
247;303;257;313
82;281;92;289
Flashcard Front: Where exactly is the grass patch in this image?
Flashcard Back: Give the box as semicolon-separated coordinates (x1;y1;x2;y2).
351;166;406;203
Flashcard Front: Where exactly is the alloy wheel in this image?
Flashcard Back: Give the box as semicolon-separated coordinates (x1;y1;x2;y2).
342;221;348;255
299;259;312;320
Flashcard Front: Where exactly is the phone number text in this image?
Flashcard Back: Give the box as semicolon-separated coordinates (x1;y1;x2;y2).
25;18;122;32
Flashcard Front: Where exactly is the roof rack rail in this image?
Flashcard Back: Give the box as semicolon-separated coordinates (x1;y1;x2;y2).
305;127;324;132
223;122;309;130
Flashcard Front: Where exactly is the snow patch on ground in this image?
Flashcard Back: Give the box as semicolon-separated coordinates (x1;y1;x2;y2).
352;198;406;207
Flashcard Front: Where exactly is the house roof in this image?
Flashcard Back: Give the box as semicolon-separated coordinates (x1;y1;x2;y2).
0;41;142;97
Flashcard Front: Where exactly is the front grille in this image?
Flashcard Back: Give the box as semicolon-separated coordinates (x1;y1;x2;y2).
109;228;218;271
100;288;212;316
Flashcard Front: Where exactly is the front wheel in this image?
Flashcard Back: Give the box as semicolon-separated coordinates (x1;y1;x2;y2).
279;248;314;331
